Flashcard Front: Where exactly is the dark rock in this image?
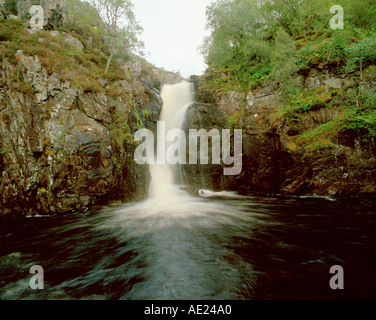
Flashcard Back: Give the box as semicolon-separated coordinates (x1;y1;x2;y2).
179;102;283;194
0;48;163;218
191;70;376;197
179;103;227;190
179;186;200;196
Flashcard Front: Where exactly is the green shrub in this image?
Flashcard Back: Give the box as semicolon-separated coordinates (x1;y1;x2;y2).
71;74;103;93
38;187;47;196
343;93;376;138
0;40;19;63
109;102;134;151
280;88;334;121
297;28;355;71
141;109;152;118
227;109;243;129
0;18;25;42
344;31;376;73
106;83;123;98
3;0;18;16
297;114;346;151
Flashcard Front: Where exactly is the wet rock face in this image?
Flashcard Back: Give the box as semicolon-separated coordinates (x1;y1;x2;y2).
279;137;376;196
192;71;376;196
0;50;162;218
129;83;163;135
179;102;283;194
226;133;283;194
51;109;113;197
179;103;227;191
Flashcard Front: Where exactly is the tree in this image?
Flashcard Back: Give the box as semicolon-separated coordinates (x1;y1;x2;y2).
343;0;376;30
90;0;143;73
203;0;263;68
270;28;298;89
202;0;273;89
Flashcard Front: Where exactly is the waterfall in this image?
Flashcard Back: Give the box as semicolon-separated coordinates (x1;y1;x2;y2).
148;81;194;200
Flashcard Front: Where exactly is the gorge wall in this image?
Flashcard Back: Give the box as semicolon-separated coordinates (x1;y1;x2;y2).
0;49;168;218
0;3;183;218
188;69;376;197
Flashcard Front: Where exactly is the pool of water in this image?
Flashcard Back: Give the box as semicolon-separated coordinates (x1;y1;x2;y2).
1;193;375;300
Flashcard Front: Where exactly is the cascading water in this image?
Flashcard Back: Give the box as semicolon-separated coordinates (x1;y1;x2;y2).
148;81;194;201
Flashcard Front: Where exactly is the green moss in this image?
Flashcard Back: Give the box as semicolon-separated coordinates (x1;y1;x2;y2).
227;109;243;129
278;88;335;121
133;106;144;129
297;114;346;151
0;13;127;94
112;156;122;170
141;109;152;119
108;102;134;151
38;187;47;196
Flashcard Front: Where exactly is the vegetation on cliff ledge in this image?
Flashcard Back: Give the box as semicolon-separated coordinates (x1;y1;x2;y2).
200;0;376;151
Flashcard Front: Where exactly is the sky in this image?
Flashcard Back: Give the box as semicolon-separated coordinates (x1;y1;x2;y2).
133;0;215;78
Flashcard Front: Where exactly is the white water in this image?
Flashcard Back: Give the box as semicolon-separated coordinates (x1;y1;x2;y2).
148;81;194;200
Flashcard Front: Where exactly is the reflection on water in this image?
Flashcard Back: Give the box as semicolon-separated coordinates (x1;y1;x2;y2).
1;192;376;300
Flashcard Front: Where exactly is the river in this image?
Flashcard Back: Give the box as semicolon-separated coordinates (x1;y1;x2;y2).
0;193;375;300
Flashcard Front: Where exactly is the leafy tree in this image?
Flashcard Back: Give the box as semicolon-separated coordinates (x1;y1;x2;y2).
201;0;376;93
257;0;332;39
203;0;264;66
345;32;376;74
270;28;298;91
89;0;143;73
200;0;376;149
343;0;376;30
202;0;272;89
3;0;18;16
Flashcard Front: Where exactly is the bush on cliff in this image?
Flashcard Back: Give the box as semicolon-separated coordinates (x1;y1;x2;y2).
200;0;376;152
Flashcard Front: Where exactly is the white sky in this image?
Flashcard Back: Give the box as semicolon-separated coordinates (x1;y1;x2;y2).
133;0;214;78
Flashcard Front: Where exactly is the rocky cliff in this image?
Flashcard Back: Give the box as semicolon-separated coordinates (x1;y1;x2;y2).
189;68;376;197
0;7;183;218
0;49;163;218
